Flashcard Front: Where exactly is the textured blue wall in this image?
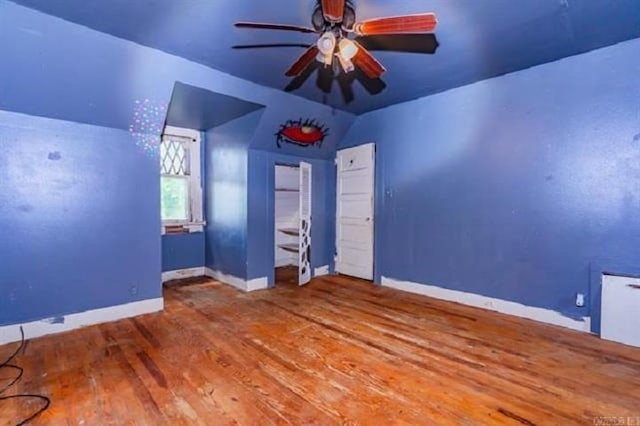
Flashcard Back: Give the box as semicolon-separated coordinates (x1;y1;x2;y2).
161;234;205;272
204;111;264;279
0;111;161;325
340;39;640;322
247;150;335;285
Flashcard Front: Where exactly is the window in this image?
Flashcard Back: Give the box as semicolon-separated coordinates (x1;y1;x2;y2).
160;127;204;233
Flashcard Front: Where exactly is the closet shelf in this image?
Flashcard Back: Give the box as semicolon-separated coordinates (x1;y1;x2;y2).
278;243;299;253
278;228;299;237
275;188;299;192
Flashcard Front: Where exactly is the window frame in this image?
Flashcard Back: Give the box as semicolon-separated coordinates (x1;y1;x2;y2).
161;126;205;234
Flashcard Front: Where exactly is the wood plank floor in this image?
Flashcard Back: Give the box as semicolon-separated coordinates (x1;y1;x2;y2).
1;273;640;425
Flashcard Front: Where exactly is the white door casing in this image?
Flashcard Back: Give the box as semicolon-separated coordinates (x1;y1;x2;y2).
335;143;375;280
601;274;640;347
299;162;312;285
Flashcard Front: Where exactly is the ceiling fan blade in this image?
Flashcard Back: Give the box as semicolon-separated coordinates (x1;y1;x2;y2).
285;46;320;77
355;34;439;54
233;43;311;50
354;13;438;36
354;69;387;95
352;41;386;79
336;72;355;104
321;0;345;22
316;64;333;94
285;61;319;92
235;22;316;33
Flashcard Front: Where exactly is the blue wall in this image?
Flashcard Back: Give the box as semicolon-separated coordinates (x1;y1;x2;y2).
0;111;161;325
161;233;205;272
0;2;354;325
205;112;337;283
247;150;335;285
204;110;264;279
341;39;640;323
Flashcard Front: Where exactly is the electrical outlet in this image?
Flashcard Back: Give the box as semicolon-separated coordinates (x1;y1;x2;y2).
576;293;585;307
129;284;139;296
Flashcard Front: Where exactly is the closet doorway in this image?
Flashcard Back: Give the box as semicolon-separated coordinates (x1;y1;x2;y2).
274;163;312;286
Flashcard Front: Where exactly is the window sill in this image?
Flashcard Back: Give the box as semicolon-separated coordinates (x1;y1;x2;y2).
161;221;206;235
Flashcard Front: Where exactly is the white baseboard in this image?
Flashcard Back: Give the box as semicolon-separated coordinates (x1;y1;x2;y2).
205;268;269;292
247;276;269;292
314;265;330;277
381;276;591;333
162;267;206;283
0;298;164;345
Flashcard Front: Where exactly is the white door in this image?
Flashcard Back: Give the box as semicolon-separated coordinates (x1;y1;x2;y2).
601;274;640;347
335;143;375;280
299;162;312;285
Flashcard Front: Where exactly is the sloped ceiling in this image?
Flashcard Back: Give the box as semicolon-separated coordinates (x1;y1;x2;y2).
9;0;640;114
0;0;356;147
166;82;265;131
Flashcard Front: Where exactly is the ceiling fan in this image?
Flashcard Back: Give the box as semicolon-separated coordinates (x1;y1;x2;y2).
235;0;439;80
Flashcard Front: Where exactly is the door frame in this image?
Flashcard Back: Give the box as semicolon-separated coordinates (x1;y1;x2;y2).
334;142;376;281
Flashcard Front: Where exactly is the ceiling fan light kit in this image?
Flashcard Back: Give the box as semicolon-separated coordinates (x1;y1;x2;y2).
317;32;337;65
235;0;438;81
338;38;358;60
335;38;357;73
336;54;354;74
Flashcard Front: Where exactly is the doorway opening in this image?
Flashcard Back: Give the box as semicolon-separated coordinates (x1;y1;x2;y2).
274;163;312;287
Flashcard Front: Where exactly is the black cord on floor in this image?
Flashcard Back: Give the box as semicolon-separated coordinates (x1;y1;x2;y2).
0;327;51;425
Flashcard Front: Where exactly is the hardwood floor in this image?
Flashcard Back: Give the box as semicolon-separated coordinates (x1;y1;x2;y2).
1;274;639;425
275;266;299;287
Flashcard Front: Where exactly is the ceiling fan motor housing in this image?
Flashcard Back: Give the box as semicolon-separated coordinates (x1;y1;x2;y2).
342;5;356;30
311;7;325;31
312;2;356;31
